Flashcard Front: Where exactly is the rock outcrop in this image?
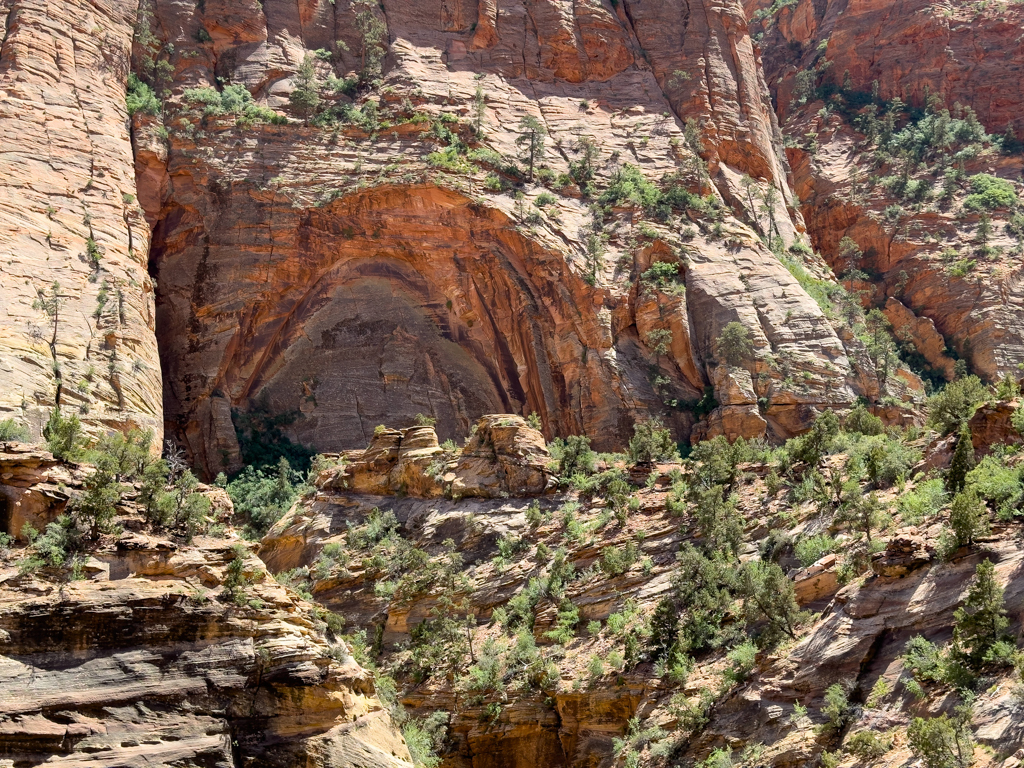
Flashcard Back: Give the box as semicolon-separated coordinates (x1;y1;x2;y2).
747;0;1024;384
0;535;412;767
0;0;163;442
319;415;556;499
750;0;1024;137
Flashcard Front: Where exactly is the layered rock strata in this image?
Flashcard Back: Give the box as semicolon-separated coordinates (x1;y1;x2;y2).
0;0;163;442
260;424;1024;768
747;0;1024;383
0;535;412;767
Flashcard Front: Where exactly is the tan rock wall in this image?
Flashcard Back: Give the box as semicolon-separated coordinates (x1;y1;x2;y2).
0;0;163;443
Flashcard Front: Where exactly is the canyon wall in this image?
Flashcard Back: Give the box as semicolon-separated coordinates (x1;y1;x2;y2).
750;0;1024;135
0;0;163;442
134;0;882;475
746;0;1024;383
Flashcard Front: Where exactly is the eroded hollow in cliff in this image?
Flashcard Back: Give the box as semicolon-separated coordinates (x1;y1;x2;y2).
150;183;684;475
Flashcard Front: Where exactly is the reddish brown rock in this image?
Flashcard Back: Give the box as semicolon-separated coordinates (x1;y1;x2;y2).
870;527;932;578
792;552;839;604
883;298;956;382
970;399;1023;454
121;0;885;474
752;0;1024;138
319;415;554;499
0;443;67;539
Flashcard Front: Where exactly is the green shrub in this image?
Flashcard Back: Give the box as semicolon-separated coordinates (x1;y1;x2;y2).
68;465;123;538
641;261;684;294
402;711;448;768
693;485;743;557
552;435;596;478
908;710;975;768
822;683;852;731
26;514;82;568
787;410;840;468
226;457;300;538
844;405;884;436
43;409;83;461
898;479;947;524
846;730;892;759
161;469;213;539
183;83;284;126
725;639;757;683
794;534;837;567
962;173;1016;211
947;424;977;494
92;428;154;481
543;600;580;644
0;418;30;442
222;543;256;604
965;454;1022;516
599;164;661;211
427;147;471;173
126;74;160;116
599;541;639;577
717;322;754;366
851;433;921;488
671;544;739;653
627;419;676;464
926;376;987;435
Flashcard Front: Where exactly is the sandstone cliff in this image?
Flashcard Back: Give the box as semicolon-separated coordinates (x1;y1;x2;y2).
0;0;163;443
747;0;1024;384
132;0;888;474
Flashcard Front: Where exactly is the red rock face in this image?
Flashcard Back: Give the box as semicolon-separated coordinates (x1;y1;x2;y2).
132;0;886;473
746;0;1024;384
752;0;1024;137
0;0;163;443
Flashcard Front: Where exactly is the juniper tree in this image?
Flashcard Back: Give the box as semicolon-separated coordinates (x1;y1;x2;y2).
948;489;988;549
947;424;976;494
717;322;754;366
953;559;1009;667
739;559;808;648
908;704;975;768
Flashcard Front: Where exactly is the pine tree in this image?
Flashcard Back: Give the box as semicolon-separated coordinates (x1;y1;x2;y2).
953;559;1009;667
515;116;546;182
949;489;988;548
288;54;322;124
946;424;976;494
